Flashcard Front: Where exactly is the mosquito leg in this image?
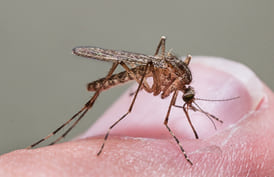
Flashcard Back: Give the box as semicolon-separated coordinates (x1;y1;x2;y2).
47;62;121;146
183;55;192;66
173;104;199;139
174;102;221;131
161;78;178;99
97;62;151;156
128;78;153;96
182;104;199;139
49;107;90;145
154;36;166;57
150;66;161;95
142;62;161;94
26;106;87;149
26;62;119;148
140;60;162;94
163;90;193;165
48;97;98;146
119;62;152;92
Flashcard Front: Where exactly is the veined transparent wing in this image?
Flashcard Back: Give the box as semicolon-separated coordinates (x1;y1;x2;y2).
72;47;166;68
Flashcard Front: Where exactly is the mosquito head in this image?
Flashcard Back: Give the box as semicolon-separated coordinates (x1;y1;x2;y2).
183;86;195;104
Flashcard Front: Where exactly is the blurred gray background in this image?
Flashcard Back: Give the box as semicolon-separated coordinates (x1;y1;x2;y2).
0;1;273;155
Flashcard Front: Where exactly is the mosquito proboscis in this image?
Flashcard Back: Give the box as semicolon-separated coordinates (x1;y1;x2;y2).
26;36;239;165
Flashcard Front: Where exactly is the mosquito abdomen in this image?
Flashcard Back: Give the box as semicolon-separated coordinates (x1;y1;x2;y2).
87;70;136;91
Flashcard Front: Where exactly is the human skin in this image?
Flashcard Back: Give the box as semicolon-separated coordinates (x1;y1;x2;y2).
0;57;273;176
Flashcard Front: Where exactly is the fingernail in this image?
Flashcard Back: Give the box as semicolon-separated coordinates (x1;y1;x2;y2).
80;57;265;140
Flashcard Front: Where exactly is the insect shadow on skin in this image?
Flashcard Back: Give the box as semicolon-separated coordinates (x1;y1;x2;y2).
26;36;239;165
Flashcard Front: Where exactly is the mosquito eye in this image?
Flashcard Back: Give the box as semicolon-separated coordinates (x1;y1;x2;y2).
183;93;194;102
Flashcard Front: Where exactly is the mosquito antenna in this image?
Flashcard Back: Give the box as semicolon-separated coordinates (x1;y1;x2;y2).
195;96;240;102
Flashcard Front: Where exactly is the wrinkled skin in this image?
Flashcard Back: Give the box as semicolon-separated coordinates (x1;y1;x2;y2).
0;57;273;177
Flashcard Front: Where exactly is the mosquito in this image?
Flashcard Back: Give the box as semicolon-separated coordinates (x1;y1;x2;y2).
27;36;238;165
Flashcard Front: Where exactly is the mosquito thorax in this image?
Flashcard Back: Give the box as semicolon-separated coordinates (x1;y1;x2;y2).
165;55;192;85
183;86;195;103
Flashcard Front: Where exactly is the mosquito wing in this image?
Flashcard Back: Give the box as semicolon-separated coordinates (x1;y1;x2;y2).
73;47;166;68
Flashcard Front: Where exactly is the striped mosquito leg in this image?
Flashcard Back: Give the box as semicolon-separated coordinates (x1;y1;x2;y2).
26;106;88;149
47;83;100;146
48;95;98;146
49;107;90;145
46;62;120;146
164;91;193;165
27;62;119;148
97;62;151;156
